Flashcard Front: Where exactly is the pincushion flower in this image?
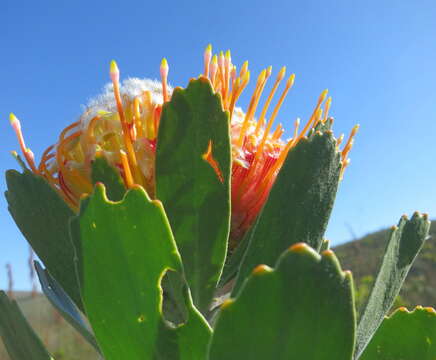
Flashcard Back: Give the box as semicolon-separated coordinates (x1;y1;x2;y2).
9;45;358;245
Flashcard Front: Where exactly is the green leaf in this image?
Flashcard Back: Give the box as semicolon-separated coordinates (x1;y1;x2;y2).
218;226;253;287
233;131;341;294
320;238;330;252
209;244;356;360
156;77;231;313
0;291;53;360
70;184;211;360
5;170;82;310
360;307;436;360
90;154;187;323
34;261;100;354
355;212;430;359
91;154;126;201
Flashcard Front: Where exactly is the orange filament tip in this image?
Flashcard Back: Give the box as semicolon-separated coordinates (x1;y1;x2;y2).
211;55;218;65
257;69;267;83
320;88;328;102
26;148;34;157
278;66;286;80
267;65;272;76
240;61;248;77
218;51;225;66
351;124;360;136
204;44;212;76
231;66;237;78
225;49;231;60
160;58;168;73
110;60;119;82
160;59;169;102
9;113;20;127
287;74;295;87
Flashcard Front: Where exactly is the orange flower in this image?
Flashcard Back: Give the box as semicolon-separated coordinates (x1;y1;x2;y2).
10;45;358;242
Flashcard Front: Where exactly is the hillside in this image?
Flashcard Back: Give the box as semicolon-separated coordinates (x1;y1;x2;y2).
0;292;99;360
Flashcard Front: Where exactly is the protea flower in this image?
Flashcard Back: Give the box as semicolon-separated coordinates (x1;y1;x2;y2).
9;45;358;245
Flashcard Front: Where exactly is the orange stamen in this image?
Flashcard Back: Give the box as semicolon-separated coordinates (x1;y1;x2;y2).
110;60;140;184
9;113;38;173
341;124;359;160
160;58;169;103
38;145;55;172
239;61;248;78
255;74;295;160
133;97;143;138
293;118;300;140
271;123;283;140
202;140;224;183
210;55;218;87
120;150;134;188
224;50;231;102
237;69;267;147
229;71;250;116
296;89;328;142
323;97;332;123
204;44;212;78
218;51;225;98
255;66;287;134
336;134;345;146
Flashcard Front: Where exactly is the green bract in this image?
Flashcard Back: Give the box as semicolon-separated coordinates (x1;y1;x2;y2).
2;76;435;360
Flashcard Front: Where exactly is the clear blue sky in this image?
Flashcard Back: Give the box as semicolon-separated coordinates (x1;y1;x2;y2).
1;0;436;290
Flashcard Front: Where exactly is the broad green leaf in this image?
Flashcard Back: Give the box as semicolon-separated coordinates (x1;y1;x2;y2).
360;307;436;360
70;184;211;360
233;131;341;294
355;212;430;359
5;170;82;310
156;77;231;313
91;155;126;201
90;154;186;322
34;261;100;353
0;291;53;360
219;224;254;287
209;244;356;360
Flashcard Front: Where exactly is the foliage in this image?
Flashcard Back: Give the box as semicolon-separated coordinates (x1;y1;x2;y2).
2;77;435;360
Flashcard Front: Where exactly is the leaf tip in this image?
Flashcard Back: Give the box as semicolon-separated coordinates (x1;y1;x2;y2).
252;264;272;275
321;249;334;257
288;242;311;253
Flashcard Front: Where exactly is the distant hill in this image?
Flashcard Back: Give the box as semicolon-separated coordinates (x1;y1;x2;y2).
334;221;436;312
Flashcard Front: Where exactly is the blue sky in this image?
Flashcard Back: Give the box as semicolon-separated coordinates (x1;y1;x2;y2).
1;0;436;290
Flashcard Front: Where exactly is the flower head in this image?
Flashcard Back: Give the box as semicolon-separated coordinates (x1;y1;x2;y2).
10;45;358;245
